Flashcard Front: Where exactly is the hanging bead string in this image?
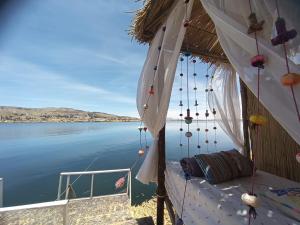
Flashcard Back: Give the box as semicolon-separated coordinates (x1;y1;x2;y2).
193;59;201;152
247;1;263;224
177;1;192;224
274;0;300;122
210;74;217;151
205;64;210;153
179;56;184;151
132;26;166;173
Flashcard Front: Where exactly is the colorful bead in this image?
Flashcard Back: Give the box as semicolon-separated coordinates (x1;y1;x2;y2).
179;101;183;106
180;57;184;62
138;127;143;132
194;100;198;106
197;128;200;131
197;145;201;149
180;73;183;77
205;129;209;132
281;73;300;86
213;126;217;130
247;13;264;34
210;88;213;92
183;20;190;27
195;112;199;116
179;128;183;131
138;149;145;156
176;218;184;225
143;104;148;110
179;113;183;117
205;74;209;78
271;17;297;46
251;55;265;69
184;172;191;180
205;110;209;117
193;73;197;76
241;193;260;208
185;109;193;124
184;52;191;57
193;87;197;90
143;127;147;132
205;140;209;143
249;114;267;125
179;88;183;91
115;177;126;189
185;131;192;138
192;59;196;63
212;109;217;115
149;85;154;95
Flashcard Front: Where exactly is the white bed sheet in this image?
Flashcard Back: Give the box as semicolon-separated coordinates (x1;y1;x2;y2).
165;161;300;225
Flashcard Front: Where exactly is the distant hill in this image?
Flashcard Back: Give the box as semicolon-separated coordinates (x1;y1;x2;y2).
0;106;139;123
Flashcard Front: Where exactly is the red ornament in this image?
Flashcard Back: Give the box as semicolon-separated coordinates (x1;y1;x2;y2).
149;85;154;95
251;55;265;69
143;127;147;132
115;177;126;189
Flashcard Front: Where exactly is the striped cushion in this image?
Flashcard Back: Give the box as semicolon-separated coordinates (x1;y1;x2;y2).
194;149;253;184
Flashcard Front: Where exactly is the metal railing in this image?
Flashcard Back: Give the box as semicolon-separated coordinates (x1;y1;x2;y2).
56;169;132;205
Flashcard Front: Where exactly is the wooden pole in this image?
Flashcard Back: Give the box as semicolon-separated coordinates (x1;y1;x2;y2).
157;126;166;225
239;78;251;159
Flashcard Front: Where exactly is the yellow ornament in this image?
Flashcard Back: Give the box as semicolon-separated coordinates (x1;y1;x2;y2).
249;115;267;125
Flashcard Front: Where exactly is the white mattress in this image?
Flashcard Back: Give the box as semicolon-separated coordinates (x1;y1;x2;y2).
165;161;300;225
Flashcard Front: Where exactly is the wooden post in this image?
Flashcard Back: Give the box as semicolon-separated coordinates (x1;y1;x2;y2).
157;126;166;225
240;79;251;158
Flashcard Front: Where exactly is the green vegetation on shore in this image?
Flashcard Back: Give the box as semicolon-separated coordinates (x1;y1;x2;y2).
0;106;139;123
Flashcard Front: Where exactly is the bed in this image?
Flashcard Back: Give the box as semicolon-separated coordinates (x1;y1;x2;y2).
165;161;300;225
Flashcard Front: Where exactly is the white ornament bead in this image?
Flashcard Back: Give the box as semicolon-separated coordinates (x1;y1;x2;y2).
241;193;260;208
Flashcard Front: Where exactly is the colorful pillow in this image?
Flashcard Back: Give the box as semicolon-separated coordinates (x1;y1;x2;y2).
180;157;204;177
194;149;253;184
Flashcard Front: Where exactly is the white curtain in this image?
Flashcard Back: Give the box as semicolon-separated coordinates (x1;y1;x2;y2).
208;65;244;152
200;0;300;145
136;0;194;184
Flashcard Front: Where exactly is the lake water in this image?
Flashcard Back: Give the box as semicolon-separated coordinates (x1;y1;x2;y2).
0;122;234;207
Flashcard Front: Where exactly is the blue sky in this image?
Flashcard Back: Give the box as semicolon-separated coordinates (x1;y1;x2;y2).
0;0;209;118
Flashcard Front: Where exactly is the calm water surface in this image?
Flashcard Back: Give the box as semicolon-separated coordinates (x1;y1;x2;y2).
0;122;234;206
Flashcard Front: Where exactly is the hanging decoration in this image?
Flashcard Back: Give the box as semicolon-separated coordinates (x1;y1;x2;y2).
243;0;264;223
204;64;210;152
176;2;192;224
179;56;184;150
192;58;201;151
115;26;167;189
272;0;300;123
209;75;218;150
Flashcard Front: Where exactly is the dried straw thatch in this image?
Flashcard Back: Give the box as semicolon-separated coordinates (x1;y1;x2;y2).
246;88;300;182
131;0;228;64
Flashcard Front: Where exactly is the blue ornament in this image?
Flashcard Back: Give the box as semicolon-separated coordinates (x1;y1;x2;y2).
185;131;192;138
184;172;191;180
176;218;184;225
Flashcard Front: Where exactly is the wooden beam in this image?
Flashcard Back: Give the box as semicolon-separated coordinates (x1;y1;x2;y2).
165;196;175;225
239;78;251;158
156;126;166;225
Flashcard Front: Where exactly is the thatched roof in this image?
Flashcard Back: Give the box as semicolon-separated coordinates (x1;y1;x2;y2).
131;0;228;64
